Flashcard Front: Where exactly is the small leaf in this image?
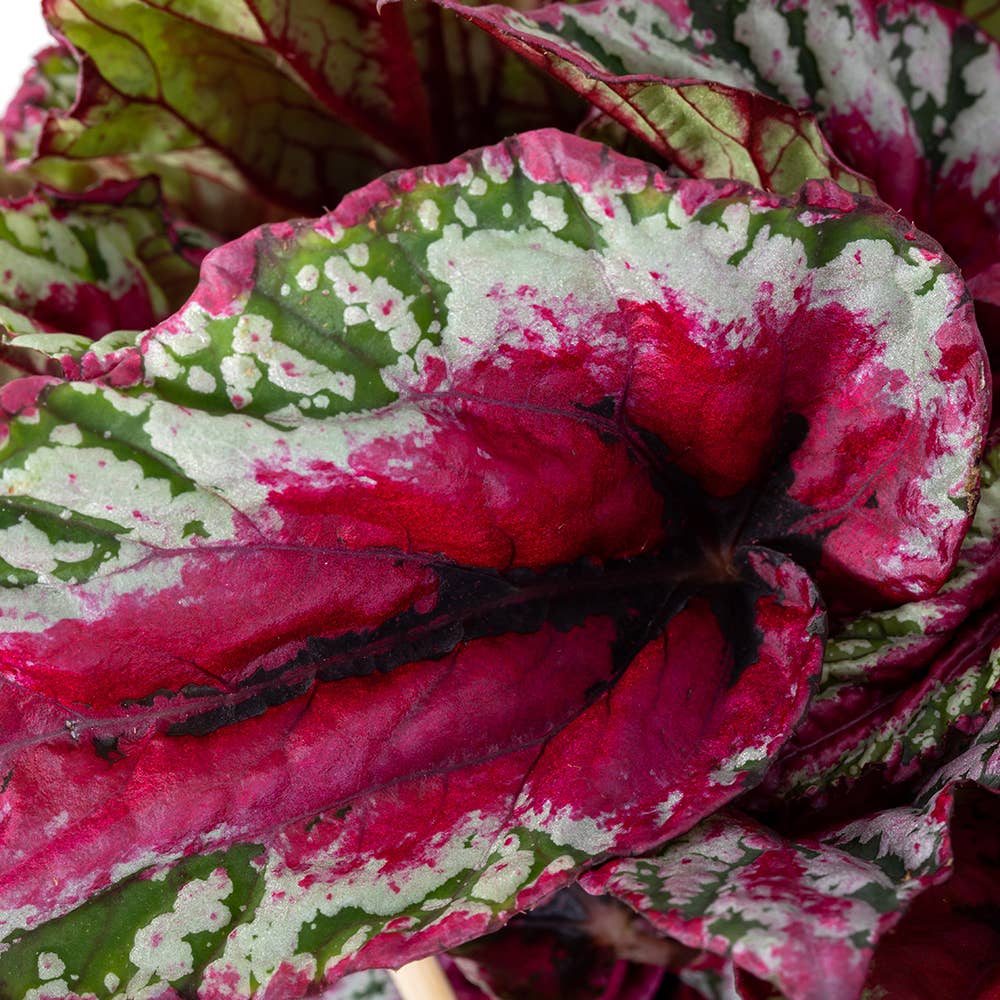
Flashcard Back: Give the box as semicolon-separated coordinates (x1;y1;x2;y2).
752;430;1000;817
862;786;1000;1000
0;178;212;385
0;43;77;175
32;0;408;231
585;708;1000;1000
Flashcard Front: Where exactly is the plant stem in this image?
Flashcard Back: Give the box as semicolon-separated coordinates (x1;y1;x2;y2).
390;956;458;1000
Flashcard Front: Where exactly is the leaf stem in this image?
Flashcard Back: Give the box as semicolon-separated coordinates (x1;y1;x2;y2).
390;956;458;1000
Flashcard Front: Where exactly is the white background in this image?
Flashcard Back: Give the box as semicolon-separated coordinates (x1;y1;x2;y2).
0;4;55;110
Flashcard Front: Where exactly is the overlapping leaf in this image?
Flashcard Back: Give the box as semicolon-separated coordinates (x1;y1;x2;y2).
0;179;210;337
0;129;985;997
433;0;876;196
26;0;412;233
437;0;1000;361
747;429;1000;819
938;0;1000;43
584;705;1000;1000
862;785;1000;1000
399;2;586;160
3;1;585;237
0;177;213;394
0;43;77;186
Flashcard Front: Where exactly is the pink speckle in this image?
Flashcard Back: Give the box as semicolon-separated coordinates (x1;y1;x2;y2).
0;375;58;416
676;179;737;215
104;351;143;388
421;355;447;392
800;180;857;213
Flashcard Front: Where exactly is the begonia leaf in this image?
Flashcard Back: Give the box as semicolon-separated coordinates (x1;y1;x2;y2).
0;43;77;183
589;808;904;1000
0;177;213;394
400;2;587;159
432;0;876;196
749;430;1000;819
584;703;1000;1000
30;0;410;231
439;0;1000;361
766;624;1000;822
861;785;1000;1000
0;130;987;997
821;429;1000;687
10;1;584;237
0;35;281;238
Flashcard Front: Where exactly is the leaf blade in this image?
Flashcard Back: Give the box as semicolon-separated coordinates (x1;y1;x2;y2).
0;129;987;997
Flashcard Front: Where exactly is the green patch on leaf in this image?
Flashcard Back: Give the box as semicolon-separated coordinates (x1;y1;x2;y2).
0;844;266;1000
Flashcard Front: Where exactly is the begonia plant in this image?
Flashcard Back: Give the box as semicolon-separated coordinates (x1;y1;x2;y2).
0;2;996;1000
